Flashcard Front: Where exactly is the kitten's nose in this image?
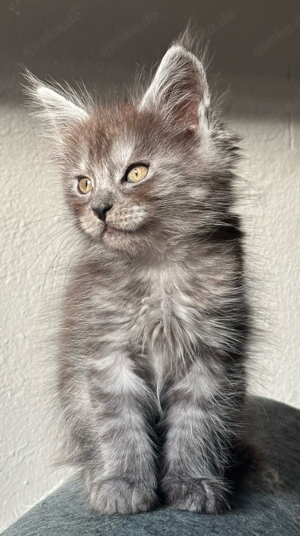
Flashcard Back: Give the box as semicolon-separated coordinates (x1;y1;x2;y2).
92;203;113;222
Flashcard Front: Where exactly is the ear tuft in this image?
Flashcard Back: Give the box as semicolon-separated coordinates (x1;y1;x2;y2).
139;37;210;130
174;25;207;57
22;69;91;134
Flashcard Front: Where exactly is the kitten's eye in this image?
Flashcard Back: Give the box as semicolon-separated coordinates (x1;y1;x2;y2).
126;165;148;183
78;177;92;194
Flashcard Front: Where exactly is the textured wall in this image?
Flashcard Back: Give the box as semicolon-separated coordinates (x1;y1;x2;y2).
1;0;300;531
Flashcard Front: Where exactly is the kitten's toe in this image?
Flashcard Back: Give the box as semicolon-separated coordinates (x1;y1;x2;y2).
88;479;158;515
163;477;229;514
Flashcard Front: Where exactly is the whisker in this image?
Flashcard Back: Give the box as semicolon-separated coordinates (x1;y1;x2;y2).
39;229;83;300
5;213;68;231
25;224;76;276
29;221;75;252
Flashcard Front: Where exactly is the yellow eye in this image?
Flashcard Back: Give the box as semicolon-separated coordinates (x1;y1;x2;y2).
126;165;148;183
78;177;92;194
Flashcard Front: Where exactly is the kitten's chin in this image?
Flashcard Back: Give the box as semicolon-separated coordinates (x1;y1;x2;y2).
100;224;155;256
101;225;137;251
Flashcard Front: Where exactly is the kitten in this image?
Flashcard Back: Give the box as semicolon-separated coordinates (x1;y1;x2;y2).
25;32;250;515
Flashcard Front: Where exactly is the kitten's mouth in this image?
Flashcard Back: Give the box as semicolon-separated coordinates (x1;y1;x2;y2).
104;225;117;234
103;224;130;236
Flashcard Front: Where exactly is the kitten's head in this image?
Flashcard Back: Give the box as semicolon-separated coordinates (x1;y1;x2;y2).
25;34;239;257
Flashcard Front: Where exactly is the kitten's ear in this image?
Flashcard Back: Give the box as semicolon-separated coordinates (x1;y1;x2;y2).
139;43;210;130
23;70;90;136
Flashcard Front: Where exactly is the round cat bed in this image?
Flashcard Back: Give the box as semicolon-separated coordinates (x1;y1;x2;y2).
2;396;300;536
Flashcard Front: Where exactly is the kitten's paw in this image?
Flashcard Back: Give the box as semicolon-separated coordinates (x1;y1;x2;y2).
87;479;158;515
163;477;229;514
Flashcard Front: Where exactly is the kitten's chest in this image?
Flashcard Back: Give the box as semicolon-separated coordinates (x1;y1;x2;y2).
131;268;201;368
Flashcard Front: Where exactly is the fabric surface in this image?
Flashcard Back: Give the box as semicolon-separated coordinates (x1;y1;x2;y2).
2;396;300;536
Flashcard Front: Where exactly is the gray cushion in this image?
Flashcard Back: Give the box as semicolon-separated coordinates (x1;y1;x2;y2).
2;396;300;536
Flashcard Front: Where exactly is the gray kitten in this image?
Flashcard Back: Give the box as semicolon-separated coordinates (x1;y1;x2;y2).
26;33;250;515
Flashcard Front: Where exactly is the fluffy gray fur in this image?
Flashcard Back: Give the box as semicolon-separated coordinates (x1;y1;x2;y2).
25;32;250;514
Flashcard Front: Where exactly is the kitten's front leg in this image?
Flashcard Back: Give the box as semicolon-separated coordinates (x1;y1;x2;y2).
85;351;158;515
161;361;244;513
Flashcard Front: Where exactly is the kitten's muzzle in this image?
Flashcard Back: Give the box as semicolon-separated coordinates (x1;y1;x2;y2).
92;203;113;222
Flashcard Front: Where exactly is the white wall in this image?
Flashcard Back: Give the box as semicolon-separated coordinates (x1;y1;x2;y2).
1;0;300;531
